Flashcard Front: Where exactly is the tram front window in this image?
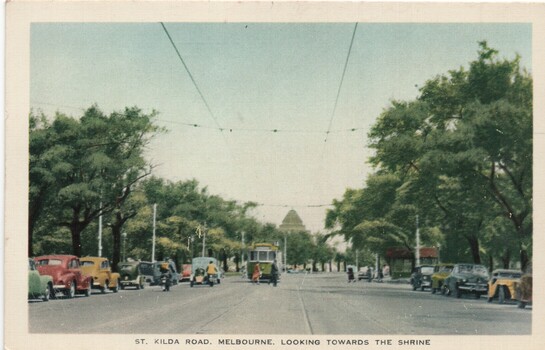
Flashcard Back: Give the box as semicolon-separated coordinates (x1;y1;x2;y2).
259;251;268;261
250;252;258;261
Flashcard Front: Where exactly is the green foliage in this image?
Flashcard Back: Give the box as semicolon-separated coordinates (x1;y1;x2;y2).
329;43;532;270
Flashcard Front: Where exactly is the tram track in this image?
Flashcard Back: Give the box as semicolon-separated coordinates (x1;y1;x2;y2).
296;272;315;335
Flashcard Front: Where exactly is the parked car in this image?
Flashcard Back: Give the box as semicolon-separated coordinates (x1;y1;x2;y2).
28;258;53;301
487;269;522;304
80;257;120;293
180;264;192;282
431;263;454;294
159;260;179;286
410;265;436;291
118;261;146;289
34;255;92;298
190;257;221;287
514;264;532;309
442;263;489;298
140;261;161;285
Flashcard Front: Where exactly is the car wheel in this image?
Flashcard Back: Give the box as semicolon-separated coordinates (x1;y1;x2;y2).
84;282;91;297
442;284;450;296
190;280;194;287
66;281;76;299
498;286;506;304
43;284;51;302
518;301;527;309
112;281;119;293
101;280;109;294
455;287;462;298
487;296;493;302
431;287;436;294
141;282;144;289
120;283;125;290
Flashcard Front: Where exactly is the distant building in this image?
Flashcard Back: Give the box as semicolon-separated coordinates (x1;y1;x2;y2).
279;209;309;233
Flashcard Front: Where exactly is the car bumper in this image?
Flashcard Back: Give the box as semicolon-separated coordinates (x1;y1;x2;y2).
459;285;488;293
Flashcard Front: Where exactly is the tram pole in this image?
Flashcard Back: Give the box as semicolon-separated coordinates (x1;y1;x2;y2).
284;234;287;273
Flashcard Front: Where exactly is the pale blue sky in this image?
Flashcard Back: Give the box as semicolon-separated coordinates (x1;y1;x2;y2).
30;23;532;232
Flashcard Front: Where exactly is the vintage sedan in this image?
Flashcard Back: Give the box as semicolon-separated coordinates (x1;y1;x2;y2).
118;261;146;289
28;258;53;301
410;265;436;291
140;261;161;286
34;255;92;298
80;257;120;293
487;269;522;304
431;263;454;294
180;264;192;282
442;263;489;298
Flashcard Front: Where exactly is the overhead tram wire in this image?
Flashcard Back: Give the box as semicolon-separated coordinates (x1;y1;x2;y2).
160;22;224;133
324;22;358;144
29;102;364;135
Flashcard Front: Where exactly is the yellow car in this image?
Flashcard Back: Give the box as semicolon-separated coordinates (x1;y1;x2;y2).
487;269;522;304
80;257;120;293
431;264;454;294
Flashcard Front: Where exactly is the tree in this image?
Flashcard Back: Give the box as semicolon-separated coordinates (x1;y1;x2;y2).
29;105;162;257
367;42;532;269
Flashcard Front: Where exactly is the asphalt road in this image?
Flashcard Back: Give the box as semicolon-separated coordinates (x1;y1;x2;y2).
29;273;531;335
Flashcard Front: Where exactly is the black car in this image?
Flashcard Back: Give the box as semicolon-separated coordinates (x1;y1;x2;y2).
442;263;489;298
118;261;146;289
139;261;161;286
410;265;436;291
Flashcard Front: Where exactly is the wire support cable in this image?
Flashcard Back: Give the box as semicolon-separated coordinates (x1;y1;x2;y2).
160;22;224;132
324;22;358;143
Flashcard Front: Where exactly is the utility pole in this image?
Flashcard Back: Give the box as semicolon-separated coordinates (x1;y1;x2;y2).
284;234;287;273
415;215;420;266
98;202;103;257
201;224;207;257
241;231;245;270
151;203;157;262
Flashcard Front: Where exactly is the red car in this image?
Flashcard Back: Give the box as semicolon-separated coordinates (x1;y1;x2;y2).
180;264;192;282
34;255;92;298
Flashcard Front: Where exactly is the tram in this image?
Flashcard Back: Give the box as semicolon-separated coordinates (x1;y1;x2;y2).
246;243;282;281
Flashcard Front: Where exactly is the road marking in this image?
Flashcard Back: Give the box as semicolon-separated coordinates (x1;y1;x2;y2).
297;285;314;334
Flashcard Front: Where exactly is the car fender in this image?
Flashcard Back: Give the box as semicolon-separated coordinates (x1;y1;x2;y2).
109;273;121;286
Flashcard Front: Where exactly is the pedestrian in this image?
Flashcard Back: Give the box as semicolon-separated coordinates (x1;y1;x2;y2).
347;266;355;283
367;266;372;282
269;259;279;287
252;261;261;285
382;264;390;278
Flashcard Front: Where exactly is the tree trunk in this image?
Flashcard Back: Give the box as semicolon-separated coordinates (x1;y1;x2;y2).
501;250;510;269
466;235;481;264
111;222;122;272
520;248;530;272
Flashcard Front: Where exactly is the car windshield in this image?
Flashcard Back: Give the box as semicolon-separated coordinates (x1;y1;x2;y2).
421;266;435;274
119;264;134;271
36;259;62;266
139;263;155;274
474;265;488;275
80;261;95;266
499;272;521;278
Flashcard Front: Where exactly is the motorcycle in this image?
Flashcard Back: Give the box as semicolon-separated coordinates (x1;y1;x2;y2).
161;274;171;292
